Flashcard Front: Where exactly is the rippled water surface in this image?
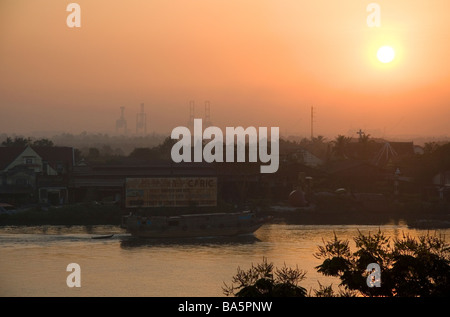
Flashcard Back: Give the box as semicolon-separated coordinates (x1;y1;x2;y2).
0;223;448;297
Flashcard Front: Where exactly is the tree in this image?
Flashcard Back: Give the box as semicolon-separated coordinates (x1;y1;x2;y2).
32;138;54;147
312;135;326;144
402;141;450;188
100;145;114;157
314;231;450;297
73;148;83;163
87;147;100;159
223;258;307;297
423;142;440;155
313;281;357;297
128;147;158;161
357;133;375;160
331;135;352;159
1;137;54;147
305;135;328;160
155;137;177;160
358;133;371;144
1;136;32;147
299;137;312;147
388;234;450;296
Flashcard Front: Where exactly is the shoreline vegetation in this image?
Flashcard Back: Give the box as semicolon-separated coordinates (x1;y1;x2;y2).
1;198;448;229
224;230;450;297
0;203;123;226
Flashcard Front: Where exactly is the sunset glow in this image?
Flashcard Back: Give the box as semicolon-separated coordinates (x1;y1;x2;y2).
377;46;395;63
1;0;450;302
0;0;449;139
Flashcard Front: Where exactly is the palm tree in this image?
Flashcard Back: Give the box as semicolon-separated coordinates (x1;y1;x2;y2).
358;133;371;144
308;135;328;159
312;135;327;145
358;133;375;160
332;135;352;159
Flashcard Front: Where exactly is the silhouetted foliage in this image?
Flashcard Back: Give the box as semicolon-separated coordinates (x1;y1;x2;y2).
223;258;307;297
1;136;54;147
315;231;450;297
313;281;358;297
2;136;32;146
401;142;450;186
423;142;440;155
128;147;159;161
73;148;83;163
87;147;100;159
331;135;352;159
32;138;54;147
50;131;166;156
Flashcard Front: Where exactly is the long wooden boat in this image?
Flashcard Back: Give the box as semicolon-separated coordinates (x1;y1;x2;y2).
123;211;264;239
91;234;114;239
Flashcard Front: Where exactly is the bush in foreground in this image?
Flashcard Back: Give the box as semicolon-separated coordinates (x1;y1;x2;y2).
314;230;450;297
223;257;307;297
224;231;450;297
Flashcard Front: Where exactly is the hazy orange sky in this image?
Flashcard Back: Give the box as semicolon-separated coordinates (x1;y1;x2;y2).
1;0;449;139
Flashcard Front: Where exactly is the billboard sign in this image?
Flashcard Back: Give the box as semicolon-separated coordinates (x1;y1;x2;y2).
125;177;217;208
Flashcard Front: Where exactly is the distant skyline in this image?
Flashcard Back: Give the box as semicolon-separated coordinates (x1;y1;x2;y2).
1;1;449;139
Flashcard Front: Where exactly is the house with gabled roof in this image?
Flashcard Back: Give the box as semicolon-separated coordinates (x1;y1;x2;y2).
0;146;74;205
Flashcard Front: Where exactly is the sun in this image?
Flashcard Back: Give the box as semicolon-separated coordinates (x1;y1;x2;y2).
377;46;395;63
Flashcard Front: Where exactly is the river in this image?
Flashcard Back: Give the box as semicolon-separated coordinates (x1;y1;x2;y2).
0;223;448;297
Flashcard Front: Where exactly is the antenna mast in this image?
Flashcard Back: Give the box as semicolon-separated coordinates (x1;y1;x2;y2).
136;103;147;135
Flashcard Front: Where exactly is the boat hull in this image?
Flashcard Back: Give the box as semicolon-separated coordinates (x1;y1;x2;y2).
125;211;263;239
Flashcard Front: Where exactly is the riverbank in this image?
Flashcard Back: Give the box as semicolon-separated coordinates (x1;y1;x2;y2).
0;203;123;226
258;199;450;228
0;199;448;228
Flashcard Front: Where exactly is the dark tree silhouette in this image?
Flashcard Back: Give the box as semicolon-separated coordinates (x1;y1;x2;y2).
2;136;32;147
87;147;100;159
331;135;352;159
2;137;54;147
423;142;440;155
223;258;307;297
128;147;159;161
314;231;450;297
32;138;54;147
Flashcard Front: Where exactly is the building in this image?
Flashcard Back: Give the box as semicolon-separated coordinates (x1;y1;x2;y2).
432;170;450;201
324;159;384;191
285;148;324;167
0;146;74;205
69;160;218;205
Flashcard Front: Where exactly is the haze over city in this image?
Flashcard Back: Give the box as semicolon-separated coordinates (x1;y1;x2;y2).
1;0;449;140
2;1;450;302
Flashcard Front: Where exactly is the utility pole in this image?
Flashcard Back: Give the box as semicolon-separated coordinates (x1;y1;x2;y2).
116;106;127;135
136;103;147;135
310;106;315;140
